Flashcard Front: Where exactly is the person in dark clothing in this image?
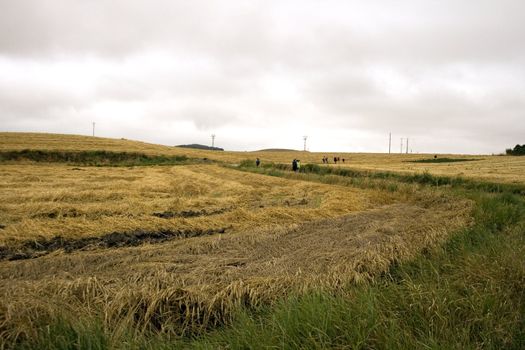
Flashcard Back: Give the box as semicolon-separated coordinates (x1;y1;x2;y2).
292;159;298;172
256;158;260;167
334;157;338;164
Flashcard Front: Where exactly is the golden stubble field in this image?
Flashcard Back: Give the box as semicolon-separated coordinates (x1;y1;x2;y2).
0;165;471;340
0;164;377;245
0;132;484;341
2;132;525;184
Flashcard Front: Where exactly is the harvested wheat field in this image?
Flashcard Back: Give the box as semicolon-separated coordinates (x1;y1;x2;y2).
0;136;474;343
2;132;525;184
0;198;470;339
0;163;384;257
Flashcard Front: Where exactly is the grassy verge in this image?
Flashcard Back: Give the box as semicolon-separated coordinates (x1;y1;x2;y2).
7;163;525;349
0;149;201;166
185;192;524;349
237;160;525;195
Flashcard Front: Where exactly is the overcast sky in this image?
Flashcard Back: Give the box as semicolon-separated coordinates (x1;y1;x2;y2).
1;0;524;154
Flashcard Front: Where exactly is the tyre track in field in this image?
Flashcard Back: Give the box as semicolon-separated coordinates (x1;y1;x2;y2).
0;226;229;261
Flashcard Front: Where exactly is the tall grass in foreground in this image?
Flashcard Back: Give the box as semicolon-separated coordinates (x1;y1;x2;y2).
8;168;525;349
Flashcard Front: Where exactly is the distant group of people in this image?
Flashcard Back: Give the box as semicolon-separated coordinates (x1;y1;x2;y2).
254;155;347;172
322;156;345;164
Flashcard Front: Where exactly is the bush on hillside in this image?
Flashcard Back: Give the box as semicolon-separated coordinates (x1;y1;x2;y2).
506;144;525;156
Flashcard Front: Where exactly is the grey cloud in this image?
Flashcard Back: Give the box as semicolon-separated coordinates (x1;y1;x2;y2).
176;106;239;130
0;85;88;120
0;0;271;57
2;0;525;65
301;61;525;153
1;0;524;154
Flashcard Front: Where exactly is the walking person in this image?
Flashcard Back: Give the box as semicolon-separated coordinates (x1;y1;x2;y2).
292;159;298;172
255;158;260;167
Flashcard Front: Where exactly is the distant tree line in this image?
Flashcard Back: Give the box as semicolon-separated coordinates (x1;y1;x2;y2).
506;144;525;156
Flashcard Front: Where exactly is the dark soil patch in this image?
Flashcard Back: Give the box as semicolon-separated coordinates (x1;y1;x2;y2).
283;198;308;206
223;261;247;268
153;208;230;219
0;227;229;261
0;224;5;229
31;209;83;219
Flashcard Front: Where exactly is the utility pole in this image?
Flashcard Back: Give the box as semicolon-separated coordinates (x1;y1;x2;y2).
303;136;308;151
92;122;95;137
406;138;409;154
389;132;391;154
211;134;216;148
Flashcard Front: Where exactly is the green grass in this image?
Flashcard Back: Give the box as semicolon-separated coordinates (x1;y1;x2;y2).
0;149;197;166
7;163;525;349
13;317;109;350
237;160;525;195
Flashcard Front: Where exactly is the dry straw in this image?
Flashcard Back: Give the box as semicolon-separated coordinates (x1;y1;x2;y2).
0;132;474;342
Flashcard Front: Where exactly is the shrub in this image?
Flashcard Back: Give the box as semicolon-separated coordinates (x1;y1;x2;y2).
506;144;525;156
